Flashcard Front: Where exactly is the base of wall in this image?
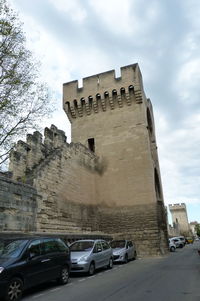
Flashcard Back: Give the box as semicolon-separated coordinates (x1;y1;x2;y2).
98;203;169;257
0;176;168;257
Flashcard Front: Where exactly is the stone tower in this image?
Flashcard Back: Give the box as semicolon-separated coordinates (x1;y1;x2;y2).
63;64;163;207
169;203;190;235
63;63;168;255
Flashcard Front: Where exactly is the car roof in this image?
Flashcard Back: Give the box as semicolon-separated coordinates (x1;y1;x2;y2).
71;239;105;243
0;236;62;241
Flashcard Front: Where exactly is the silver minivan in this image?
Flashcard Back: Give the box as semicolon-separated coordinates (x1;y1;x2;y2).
110;240;137;263
70;239;113;275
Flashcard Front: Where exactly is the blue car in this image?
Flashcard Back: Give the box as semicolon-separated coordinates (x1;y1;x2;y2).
0;237;71;301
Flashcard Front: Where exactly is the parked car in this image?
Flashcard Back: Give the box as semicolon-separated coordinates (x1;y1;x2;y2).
70;239;113;275
185;237;194;244
168;238;176;252
171;237;184;248
175;236;186;246
0;237;71;301
110;240;137;263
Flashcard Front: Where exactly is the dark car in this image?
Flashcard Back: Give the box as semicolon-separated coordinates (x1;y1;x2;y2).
0;237;71;301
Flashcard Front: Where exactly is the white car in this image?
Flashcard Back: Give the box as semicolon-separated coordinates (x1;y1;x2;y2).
171;237;184;248
174;236;186;245
169;238;176;252
110;240;137;263
70;239;113;275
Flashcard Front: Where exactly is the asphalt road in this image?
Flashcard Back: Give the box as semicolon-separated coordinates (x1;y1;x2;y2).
23;242;200;301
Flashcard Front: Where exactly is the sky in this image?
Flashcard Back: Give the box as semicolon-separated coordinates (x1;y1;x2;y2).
8;0;200;224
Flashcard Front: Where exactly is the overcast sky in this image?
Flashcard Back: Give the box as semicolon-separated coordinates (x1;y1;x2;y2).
9;0;200;223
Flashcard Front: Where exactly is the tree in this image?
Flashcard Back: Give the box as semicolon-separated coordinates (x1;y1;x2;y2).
195;224;200;237
0;0;53;169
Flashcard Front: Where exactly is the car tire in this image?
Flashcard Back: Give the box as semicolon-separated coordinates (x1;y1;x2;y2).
170;246;175;252
107;258;113;269
57;266;69;285
88;262;95;276
5;277;23;301
180;244;183;248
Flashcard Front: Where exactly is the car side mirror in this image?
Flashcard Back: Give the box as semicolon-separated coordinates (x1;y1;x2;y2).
97;248;102;253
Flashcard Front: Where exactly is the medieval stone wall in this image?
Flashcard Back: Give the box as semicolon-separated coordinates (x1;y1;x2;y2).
4;124;168;256
33;143;101;233
0;170;168;256
98;202;168;256
0;174;38;232
8;125;104;234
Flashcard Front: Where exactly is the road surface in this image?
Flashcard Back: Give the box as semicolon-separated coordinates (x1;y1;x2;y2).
23;241;200;301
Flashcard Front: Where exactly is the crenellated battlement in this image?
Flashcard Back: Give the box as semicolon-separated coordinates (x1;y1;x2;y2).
9;125;67;181
8;125;102;183
63;63;144;121
169;203;186;210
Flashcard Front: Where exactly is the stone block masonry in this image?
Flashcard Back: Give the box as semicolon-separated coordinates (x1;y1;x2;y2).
99;202;168;256
0;174;39;232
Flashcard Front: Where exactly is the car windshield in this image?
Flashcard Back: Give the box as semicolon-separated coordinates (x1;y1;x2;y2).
0;239;28;258
70;241;94;252
110;240;126;248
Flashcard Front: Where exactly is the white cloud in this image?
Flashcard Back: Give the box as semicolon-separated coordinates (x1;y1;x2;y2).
175;59;200;104
48;0;87;23
88;0;136;36
156;109;200;206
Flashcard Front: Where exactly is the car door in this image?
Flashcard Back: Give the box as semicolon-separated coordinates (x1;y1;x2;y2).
50;238;70;274
101;241;111;266
92;242;103;269
40;238;64;280
24;239;51;287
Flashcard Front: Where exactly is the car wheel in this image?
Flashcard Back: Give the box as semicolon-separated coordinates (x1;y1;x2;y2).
57;266;69;285
88;262;95;276
107;258;113;269
5;277;23;301
124;254;128;264
180;244;183;248
170;246;175;252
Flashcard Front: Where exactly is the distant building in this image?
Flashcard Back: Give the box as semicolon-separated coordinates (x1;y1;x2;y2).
190;221;198;237
169;203;190;236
